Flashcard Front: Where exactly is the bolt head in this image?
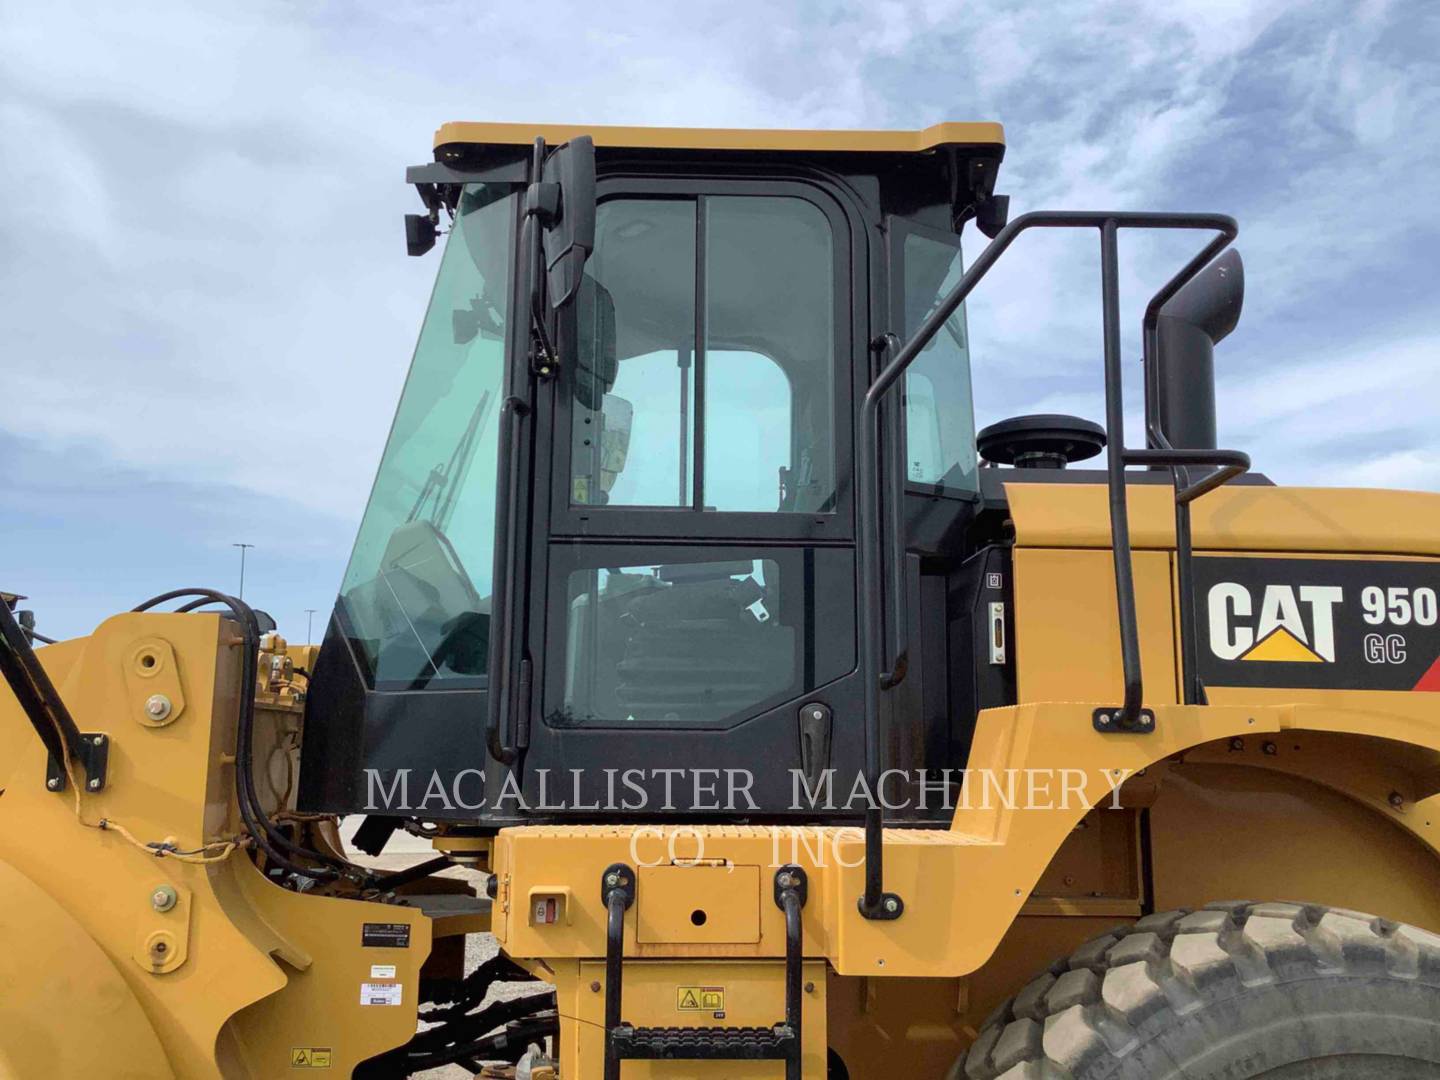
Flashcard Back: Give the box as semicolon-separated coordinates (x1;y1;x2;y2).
590;980;602;993
604;872;619;887
145;694;173;720
87;778;101;791
46;777;60;790
1389;791;1406;808
152;940;168;955
151;885;178;912
777;872;794;888
884;897;899;913
92;734;104;746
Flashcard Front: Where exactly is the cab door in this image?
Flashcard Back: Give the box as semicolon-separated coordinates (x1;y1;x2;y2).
515;177;867;816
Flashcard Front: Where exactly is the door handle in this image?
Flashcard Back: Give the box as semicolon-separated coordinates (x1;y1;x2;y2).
797;702;832;786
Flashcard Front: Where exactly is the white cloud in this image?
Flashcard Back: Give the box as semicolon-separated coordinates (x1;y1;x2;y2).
1;0;1437;556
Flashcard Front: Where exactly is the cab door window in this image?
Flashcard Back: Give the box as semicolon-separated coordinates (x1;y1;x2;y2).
571;194;836;514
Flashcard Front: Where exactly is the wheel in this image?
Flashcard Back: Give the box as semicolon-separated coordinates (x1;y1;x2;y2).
954;901;1440;1079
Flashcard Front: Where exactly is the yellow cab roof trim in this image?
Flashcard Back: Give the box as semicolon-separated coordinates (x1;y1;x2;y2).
433;120;1005;155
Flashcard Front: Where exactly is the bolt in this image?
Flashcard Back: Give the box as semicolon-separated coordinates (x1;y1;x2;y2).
92;735;104;746
605;872;619;888
1389;791;1405;808
1262;741;1277;756
590;980;601;993
151;885;178;912
145;694;173;720
804;981;815;994
152;940;168;955
1229;737;1245;751
884;897;899;913
777;872;794;888
87;778;101;791
46;777;59;791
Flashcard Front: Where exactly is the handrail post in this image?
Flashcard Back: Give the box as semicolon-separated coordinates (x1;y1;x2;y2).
1099;219;1145;729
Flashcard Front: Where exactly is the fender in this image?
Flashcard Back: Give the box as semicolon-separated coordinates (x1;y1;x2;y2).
827;699;1440;977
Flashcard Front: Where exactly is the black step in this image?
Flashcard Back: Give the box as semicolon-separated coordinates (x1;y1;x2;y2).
611;1023;796;1060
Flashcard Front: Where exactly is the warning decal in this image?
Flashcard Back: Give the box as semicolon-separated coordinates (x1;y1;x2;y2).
290;1047;332;1068
676;985;725;1013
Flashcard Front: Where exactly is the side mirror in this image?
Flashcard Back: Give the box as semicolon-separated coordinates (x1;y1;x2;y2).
539;135;596;308
1153;248;1244;450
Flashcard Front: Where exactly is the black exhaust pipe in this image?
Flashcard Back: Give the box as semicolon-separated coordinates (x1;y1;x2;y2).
1152;248;1244;450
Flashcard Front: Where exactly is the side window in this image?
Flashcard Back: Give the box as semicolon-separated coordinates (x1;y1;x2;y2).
571;194;836;513
704;196;834;512
902;230;978;495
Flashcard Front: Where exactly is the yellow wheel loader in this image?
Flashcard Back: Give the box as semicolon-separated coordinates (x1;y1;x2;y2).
5;121;1440;1079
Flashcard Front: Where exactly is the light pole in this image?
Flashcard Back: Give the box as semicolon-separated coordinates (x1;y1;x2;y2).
305;608;318;643
232;543;254;600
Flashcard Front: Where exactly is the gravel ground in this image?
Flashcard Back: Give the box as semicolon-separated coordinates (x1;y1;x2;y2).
340;819;543;1079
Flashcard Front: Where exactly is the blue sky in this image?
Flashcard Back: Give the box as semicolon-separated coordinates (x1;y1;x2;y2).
2;0;1438;641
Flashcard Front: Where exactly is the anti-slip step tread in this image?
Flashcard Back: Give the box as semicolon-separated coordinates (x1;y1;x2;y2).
610;1023;796;1059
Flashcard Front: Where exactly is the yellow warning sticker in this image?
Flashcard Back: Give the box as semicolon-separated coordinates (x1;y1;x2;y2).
677;985;725;1012
290;1047;333;1068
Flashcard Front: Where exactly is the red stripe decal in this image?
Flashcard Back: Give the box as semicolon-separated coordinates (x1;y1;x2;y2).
1416;655;1440;693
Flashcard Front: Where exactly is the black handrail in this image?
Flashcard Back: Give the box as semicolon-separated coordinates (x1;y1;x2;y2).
872;332;909;690
858;210;1242;918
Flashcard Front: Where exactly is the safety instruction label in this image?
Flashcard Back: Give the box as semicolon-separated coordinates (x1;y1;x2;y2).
290;1047;332;1068
676;985;726;1014
360;982;403;1006
370;964;397;979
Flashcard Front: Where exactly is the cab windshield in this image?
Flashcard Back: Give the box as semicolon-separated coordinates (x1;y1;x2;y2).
337;183;516;689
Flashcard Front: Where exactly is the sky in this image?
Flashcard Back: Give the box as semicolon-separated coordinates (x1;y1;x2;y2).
2;0;1438;641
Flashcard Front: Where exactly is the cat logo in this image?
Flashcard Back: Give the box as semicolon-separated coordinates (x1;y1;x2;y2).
1207;583;1344;663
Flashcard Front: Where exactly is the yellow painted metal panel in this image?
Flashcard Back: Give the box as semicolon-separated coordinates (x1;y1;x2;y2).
0;613;431;1077
1006;481;1440;557
1013;547;1179;706
637;864;761;943
0;858;173;1078
434;119;1004;154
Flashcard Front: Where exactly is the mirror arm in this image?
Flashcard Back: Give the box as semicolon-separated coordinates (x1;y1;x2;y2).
522;137;560;380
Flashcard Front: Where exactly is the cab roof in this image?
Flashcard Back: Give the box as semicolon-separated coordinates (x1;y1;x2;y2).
433;120;1005;155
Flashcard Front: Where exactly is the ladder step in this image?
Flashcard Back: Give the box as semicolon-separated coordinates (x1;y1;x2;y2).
611;1024;796;1060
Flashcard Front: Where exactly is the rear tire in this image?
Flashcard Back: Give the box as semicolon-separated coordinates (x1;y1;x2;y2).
955;901;1440;1080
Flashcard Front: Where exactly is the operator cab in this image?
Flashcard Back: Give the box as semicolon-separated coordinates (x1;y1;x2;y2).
299;122;1249;830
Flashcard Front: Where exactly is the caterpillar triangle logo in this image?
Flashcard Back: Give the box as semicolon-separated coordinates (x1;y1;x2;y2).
1239;627;1325;663
1208;582;1341;663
